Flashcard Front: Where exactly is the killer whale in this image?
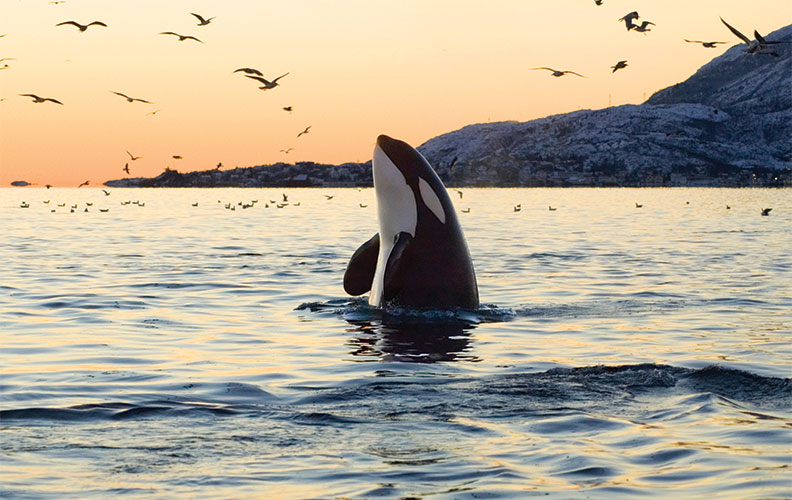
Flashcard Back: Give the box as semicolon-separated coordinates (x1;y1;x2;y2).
344;135;478;310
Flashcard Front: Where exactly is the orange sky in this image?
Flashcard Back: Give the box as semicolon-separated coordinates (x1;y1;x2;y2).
1;0;789;186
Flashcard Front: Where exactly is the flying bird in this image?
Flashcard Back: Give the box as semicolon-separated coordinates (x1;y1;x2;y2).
244;72;289;90
123;163;130;174
191;13;215;26
78;180;90;187
684;39;728;48
455;189;463;199
160;32;204;43
146;109;160;116
126;150;142;160
296;126;312;138
531;67;586;78
282;106;293;114
111;91;152;103
102;189;111;196
172;155;182;160
20;94;63;104
280;147;294;154
611;60;628;73
633;21;655;33
56;21;107;32
0;58;15;63
594;0;603;5
761;208;772;216
618;11;639;31
720;18;780;56
233;67;263;76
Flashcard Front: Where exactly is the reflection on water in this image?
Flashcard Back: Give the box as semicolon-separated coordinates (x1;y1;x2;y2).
346;319;479;363
1;187;790;499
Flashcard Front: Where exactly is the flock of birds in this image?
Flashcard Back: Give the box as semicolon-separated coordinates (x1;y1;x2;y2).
3;8;313;183
531;8;783;79
16;188;774;217
2;4;786;189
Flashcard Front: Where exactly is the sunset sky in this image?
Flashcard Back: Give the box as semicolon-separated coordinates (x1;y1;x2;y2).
1;0;789;186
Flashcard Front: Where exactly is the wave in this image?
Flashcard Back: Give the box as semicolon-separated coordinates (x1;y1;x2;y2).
3;364;788;423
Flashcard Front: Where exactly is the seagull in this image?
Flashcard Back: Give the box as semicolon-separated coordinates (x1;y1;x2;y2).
78;180;90;187
684;39;728;48
359;203;368;208
618;12;639;31
111;91;152;104
548;206;557;211
761;208;772;216
461;208;471;213
531;67;586;78
56;21;107;32
102;189;111;196
514;205;521;212
172;155;182;160
282;193;288;202
0;58;15;63
233;67;263;76
49;1;66;4
215;162;223;170
282;106;293;114
244;72;289;90
160;32;204;43
720;18;780;56
280;147;294;154
611;60;628;73
123;163;130;174
46;184;53;189
594;0;603;5
635;202;643;208
633;21;655;34
191;13;215;26
20;94;63;104
324;195;334;200
126;150;142;160
297;126;312;138
455;189;463;199
146;109;160;116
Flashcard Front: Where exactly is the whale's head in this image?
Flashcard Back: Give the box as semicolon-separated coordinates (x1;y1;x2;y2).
372;134;449;240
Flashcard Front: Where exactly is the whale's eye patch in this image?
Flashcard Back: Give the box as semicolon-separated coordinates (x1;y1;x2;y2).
418;178;446;224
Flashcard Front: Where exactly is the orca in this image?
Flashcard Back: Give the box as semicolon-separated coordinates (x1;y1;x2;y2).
344;135;478;310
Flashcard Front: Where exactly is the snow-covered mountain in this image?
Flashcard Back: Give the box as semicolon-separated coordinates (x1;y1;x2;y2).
418;24;791;186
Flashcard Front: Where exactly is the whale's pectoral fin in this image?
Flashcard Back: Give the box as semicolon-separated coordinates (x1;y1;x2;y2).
344;233;380;296
383;232;413;301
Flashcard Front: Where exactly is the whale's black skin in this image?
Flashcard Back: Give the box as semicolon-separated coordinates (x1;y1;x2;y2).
344;135;479;310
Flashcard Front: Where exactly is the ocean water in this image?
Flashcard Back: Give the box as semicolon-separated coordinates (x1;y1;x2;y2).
1;187;790;499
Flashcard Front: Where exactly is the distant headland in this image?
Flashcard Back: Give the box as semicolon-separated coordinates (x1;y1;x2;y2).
105;24;791;189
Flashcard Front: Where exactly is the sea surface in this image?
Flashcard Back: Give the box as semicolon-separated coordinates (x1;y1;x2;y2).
1;187;790;499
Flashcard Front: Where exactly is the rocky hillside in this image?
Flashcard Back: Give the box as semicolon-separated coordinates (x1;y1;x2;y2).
417;24;791;187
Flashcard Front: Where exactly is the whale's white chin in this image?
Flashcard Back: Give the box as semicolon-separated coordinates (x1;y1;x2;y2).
370;145;417;306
